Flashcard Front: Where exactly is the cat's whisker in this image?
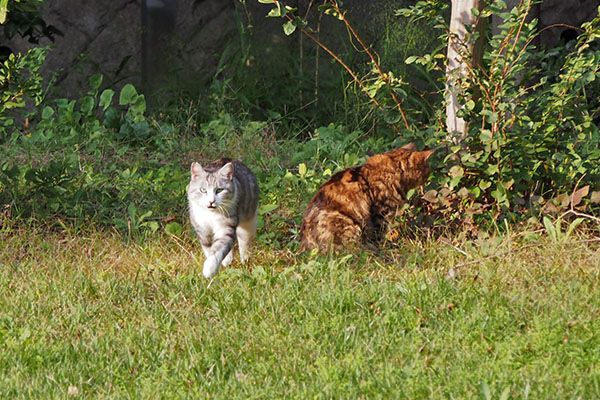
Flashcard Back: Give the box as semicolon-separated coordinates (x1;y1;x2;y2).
216;204;231;218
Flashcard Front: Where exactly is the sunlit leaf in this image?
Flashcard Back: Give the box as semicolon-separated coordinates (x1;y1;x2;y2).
283;20;296;36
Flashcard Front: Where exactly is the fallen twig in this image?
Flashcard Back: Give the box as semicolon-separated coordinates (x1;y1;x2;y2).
560;209;600;224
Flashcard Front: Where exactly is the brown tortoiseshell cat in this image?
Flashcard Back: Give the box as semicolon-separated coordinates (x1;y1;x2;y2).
300;143;434;252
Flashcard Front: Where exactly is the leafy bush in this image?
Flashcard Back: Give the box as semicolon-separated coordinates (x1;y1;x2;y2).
407;1;600;222
0;46;49;127
0;49;189;238
0;0;61;43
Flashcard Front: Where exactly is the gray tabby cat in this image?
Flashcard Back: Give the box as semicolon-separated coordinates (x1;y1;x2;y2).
187;158;259;278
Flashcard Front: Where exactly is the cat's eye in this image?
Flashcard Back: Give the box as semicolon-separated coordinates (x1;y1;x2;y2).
199;188;207;193
215;188;225;194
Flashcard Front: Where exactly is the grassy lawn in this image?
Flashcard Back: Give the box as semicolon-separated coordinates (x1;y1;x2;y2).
1;224;598;399
3;1;600;398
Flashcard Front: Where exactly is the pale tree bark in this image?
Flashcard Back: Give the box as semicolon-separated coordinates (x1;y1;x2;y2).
446;0;485;144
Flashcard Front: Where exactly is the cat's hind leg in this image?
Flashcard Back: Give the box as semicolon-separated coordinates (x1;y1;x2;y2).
236;215;257;264
303;210;362;252
222;249;234;266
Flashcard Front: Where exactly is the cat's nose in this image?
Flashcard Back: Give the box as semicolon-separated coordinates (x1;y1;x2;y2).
208;201;216;208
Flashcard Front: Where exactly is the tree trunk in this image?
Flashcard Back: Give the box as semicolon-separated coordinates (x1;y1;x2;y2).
446;0;484;144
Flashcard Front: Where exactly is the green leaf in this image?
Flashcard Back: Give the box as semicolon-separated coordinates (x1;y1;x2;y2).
491;183;507;203
499;387;511;400
259;204;278;215
283;20;296;36
502;179;514;190
479;129;492;143
165;222;183;236
80;96;95;115
267;4;286;18
130;94;146;115
0;0;8;24
486;164;499;176
144;221;160;233
19;327;31;342
405;55;417;64
481;109;498;123
138;210;153;224
392;86;407;98
384;110;402;124
543;216;557;243
267;7;281;17
565;218;584;241
479;381;491;400
119;84;138;105
127;202;137;219
41;106;54;120
4;20;17;39
298;163;307;177
89;73;103;90
99;89;115;111
583;71;595;83
449;175;462;189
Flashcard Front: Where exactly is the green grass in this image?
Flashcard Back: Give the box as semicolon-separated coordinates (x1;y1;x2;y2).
1;224;598;399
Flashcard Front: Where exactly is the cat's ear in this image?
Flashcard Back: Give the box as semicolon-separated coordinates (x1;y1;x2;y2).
401;142;417;151
219;162;234;180
411;149;435;164
191;162;204;179
420;149;435;162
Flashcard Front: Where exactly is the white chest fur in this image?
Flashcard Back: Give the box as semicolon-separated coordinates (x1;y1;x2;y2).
189;203;233;235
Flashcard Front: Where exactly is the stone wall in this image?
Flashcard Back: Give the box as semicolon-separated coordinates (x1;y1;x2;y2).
2;0;238;98
6;0;143;97
2;0;598;100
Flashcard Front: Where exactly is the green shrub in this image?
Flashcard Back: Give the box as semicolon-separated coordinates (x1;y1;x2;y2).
398;1;600;223
0;49;189;237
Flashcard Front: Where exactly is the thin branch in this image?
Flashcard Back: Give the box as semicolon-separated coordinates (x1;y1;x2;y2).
556;174;600;224
506;23;585;76
501;0;531;79
275;5;401;134
329;0;410;130
561;209;600;224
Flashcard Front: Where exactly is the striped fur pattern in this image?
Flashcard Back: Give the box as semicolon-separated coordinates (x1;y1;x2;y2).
300;144;434;252
187;158;259;278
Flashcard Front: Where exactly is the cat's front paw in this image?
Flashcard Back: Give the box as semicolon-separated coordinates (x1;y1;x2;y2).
203;255;220;278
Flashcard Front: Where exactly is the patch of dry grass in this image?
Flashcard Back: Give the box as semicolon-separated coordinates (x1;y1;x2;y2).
0;224;599;398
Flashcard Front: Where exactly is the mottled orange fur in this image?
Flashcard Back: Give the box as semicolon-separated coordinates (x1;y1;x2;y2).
300;144;434;252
